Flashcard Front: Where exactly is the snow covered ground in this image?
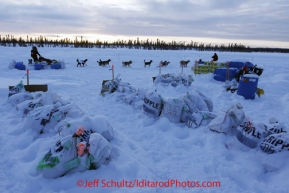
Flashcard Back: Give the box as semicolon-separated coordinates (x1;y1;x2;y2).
0;46;289;193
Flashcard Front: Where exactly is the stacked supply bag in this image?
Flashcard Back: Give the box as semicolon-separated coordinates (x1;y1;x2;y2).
100;75;122;96
141;89;216;128
207;103;246;135
236;120;267;148
7;88;115;179
259;118;288;154
100;76;215;128
101;75;147;110
161;98;185;123
37;126;112;179
235;116;288;152
154;73;194;87
143;90;163;118
8;91;84;136
8;81;26;97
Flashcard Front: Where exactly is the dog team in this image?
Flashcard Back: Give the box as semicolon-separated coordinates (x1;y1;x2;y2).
76;58;191;68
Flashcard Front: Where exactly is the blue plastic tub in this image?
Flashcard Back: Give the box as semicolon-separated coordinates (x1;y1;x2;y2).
237;74;259;99
51;64;61;69
228;61;254;70
34;64;43;70
214;68;237;77
15;62;26;70
213;74;236;82
229;61;244;69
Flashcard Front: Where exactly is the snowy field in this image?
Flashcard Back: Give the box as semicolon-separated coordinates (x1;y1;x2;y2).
0;46;289;193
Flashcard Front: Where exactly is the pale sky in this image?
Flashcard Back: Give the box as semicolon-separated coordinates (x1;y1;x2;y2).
0;0;289;48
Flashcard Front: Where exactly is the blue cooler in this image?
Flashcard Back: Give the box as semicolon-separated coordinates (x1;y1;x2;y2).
34;64;43;70
213;74;226;82
229;61;244;69
15;62;26;70
237;74;259;99
213;68;238;82
51;64;61;69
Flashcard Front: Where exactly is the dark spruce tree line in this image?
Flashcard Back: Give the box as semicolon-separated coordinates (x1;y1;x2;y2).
0;34;288;53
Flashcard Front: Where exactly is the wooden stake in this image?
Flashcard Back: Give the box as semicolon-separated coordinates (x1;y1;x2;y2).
26;69;29;85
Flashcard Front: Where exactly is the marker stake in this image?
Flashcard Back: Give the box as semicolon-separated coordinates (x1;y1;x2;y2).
26;69;29;85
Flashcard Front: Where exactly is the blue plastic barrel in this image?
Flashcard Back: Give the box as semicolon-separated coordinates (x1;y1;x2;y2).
237;74;259;99
51;64;61;69
34;64;43;70
15;62;26;70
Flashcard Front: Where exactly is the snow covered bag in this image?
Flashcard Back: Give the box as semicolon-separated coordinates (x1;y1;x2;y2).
38;126;93;178
199;111;217;126
171;75;182;86
60;115;114;142
236;120;267;148
116;82;136;94
179;74;194;86
8;81;26;97
161;98;185;123
265;117;287;136
89;115;114;141
154;73;193;87
103;80;117;93
154;73;175;84
110;81;142;107
186;91;207;111
182;95;199;113
63;128;112;173
260;133;289;154
8;92;33;106
207;113;231;134
186;111;204;128
23;102;81;135
171;74;194;87
42;106;71;133
16;91;53;115
37;134;78;179
122;88;147;109
23;105;55;134
227;103;246;128
88;133;112;169
182;107;216;128
186;90;213;112
195;90;214;112
66;142;90;175
207;103;245;135
180;104;191;123
17;98;44;115
142;90;163;118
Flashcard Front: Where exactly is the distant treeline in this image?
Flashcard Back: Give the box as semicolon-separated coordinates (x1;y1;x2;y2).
0;34;288;53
